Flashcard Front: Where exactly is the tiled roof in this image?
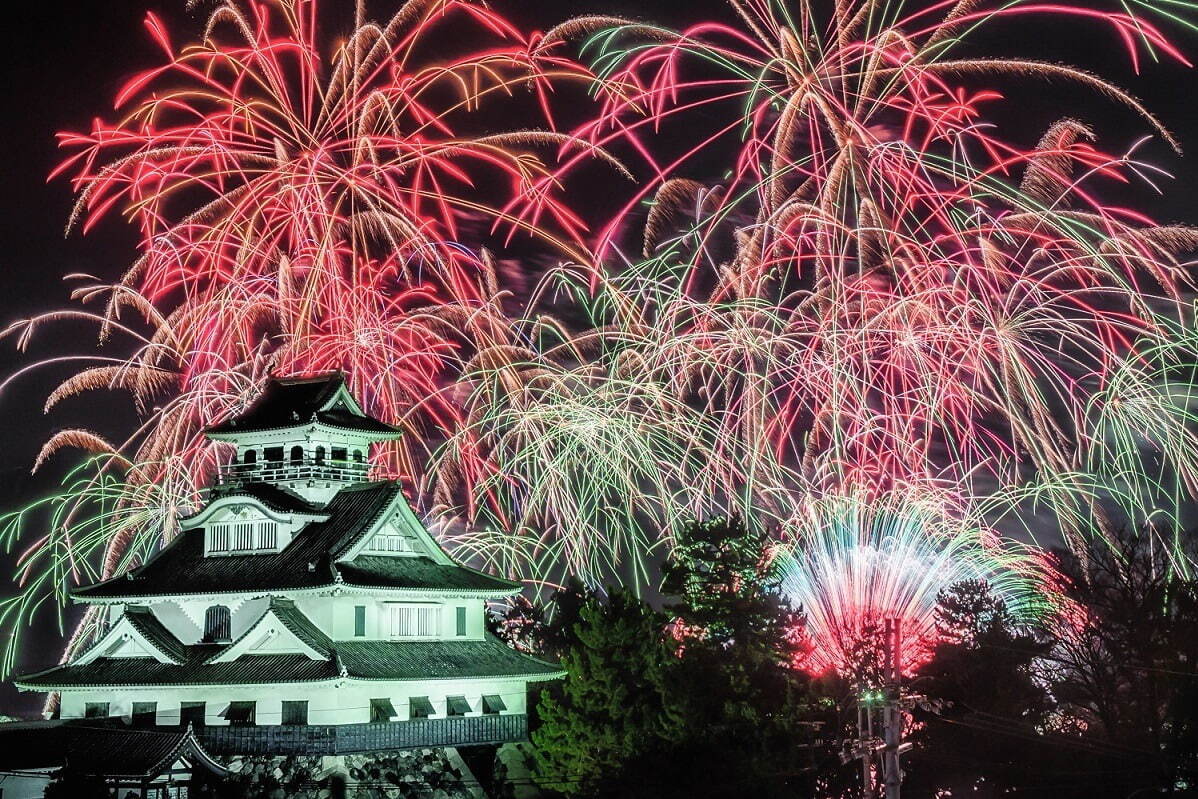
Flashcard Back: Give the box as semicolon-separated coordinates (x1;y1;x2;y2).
0;721;227;777
124;606;187;663
337;637;565;681
73;481;516;600
205;374;399;436
73;481;402;600
338;556;521;593
197;482;321;515
17;636;563;689
17;648;338;689
258;597;335;659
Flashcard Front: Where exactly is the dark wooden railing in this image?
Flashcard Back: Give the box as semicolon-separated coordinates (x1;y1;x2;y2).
197;714;527;755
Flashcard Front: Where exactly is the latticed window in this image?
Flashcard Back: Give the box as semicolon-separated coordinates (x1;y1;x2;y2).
210;525;230;552
204;605;231;642
389;605;438;637
233;522;255;550
282;700;308;726
209;520;279;553
368;533;412;553
258;522;278;550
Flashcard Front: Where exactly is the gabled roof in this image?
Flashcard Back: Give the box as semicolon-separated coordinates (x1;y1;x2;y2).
74;606;185;666
205;374;400;438
119;606;187;664
72;481;520;601
16;635;564;689
74;481;403;600
206;598;334;663
193;482;321;517
0;721;227;779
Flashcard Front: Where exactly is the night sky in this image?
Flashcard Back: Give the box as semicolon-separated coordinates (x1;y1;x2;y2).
0;0;1196;715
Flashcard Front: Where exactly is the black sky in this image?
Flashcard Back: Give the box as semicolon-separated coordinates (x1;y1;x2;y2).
0;0;1196;714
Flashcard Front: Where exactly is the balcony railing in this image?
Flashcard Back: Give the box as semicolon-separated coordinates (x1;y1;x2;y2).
197;714;528;755
216;457;371;487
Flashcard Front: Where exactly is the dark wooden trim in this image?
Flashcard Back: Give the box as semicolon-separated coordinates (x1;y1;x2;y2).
197;713;527;755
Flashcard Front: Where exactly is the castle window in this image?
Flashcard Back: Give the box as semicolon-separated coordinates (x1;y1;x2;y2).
180;702;205;728
331;447;347;463
447;696;471;717
84;702;110;719
354;606;366;637
481;695;506;714
368;532;412;553
221;701;256;726
132;702;157;726
314;446;326;464
456;606;467;637
210;525;230;553
290;445;304;465
204;605;231;643
233;522;255;550
282;700;308;726
243;449;257;465
389;605;438;638
353;449;363;463
370;698;397;723
210;519;279;554
409;696;435;720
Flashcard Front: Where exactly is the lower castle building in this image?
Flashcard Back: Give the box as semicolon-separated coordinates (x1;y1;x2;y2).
15;374;562;755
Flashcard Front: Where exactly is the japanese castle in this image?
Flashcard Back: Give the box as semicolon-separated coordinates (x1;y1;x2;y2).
16;374;562;754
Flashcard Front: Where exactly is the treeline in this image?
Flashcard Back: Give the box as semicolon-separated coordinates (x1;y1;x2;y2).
491;519;1198;798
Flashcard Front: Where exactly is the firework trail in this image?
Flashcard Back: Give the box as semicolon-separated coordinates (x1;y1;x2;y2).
0;0;616;671
776;486;1054;675
530;0;1198;542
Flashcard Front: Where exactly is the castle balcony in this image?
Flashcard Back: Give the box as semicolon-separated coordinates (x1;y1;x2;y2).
196;713;528;755
215;456;371;488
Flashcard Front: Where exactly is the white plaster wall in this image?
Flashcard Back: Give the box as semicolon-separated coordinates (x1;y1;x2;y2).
310;596;486;641
57;677;532;726
148;597;269;644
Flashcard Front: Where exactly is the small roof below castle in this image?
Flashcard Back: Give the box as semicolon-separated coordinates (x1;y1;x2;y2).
206;374;401;438
0;720;227;779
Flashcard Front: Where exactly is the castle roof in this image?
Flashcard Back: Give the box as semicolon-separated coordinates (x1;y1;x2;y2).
16;635;564;690
72;481;520;601
205;373;401;438
0;721;228;779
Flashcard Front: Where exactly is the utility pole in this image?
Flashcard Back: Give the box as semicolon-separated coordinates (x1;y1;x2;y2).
882;618;903;799
842;619;909;799
857;692;875;799
843;682;882;797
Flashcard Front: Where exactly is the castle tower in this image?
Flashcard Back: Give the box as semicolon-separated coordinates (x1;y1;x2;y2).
17;374;561;755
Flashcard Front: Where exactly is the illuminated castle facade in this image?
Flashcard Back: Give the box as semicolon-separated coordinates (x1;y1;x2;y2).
17;375;561;752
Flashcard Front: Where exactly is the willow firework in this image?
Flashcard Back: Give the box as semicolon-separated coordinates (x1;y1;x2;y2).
3;0;1198;679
